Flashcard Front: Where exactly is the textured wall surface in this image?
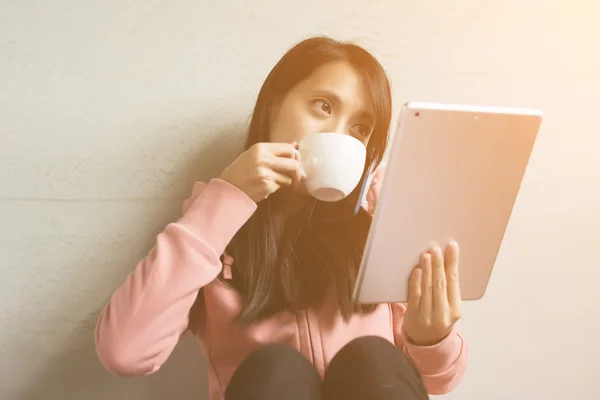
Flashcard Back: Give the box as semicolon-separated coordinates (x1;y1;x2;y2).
1;0;599;399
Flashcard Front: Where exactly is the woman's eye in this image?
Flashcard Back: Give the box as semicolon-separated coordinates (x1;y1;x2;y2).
353;124;371;137
314;100;331;115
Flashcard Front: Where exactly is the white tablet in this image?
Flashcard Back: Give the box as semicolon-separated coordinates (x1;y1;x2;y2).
353;101;543;304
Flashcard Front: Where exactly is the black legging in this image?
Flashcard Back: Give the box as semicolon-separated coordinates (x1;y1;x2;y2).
225;335;429;400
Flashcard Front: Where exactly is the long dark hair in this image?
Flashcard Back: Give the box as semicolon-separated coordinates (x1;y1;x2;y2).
225;36;392;325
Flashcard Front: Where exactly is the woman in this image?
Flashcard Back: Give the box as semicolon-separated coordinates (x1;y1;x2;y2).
95;36;468;400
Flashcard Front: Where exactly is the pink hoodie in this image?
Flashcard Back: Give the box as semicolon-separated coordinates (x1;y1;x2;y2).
95;167;468;400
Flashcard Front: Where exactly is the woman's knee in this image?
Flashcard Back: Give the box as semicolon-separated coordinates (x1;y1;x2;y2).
226;343;321;400
324;336;428;399
326;335;419;381
333;335;401;364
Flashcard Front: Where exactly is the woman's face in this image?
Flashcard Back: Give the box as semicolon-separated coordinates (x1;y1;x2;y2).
269;61;375;147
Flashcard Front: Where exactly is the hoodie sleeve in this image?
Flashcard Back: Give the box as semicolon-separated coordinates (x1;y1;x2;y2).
364;164;468;394
94;178;257;377
391;303;468;394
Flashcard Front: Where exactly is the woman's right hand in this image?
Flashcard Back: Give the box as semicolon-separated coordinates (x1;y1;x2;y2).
219;142;305;203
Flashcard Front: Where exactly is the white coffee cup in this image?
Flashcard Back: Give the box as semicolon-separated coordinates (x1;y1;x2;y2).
294;132;367;202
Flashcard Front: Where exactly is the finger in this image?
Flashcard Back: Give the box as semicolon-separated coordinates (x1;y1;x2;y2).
419;252;433;315
266;156;304;184
445;242;461;311
431;246;449;312
259;167;293;187
407;267;422;312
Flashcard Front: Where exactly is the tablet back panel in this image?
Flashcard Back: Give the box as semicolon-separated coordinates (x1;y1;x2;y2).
353;102;543;303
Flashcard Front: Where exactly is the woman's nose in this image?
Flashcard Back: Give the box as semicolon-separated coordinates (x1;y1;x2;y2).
323;119;350;136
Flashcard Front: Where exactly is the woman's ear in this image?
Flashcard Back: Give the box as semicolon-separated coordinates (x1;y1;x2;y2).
363;163;387;215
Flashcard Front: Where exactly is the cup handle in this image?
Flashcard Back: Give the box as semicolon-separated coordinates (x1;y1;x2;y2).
294;149;307;178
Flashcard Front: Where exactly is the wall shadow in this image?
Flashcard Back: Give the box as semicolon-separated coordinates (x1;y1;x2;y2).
17;119;246;400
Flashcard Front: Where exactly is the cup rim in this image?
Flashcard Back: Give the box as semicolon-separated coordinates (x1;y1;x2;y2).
298;132;365;148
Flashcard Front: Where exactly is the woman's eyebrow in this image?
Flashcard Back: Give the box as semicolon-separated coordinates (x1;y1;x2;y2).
310;88;342;106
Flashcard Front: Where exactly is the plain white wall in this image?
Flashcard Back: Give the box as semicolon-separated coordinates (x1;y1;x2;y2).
1;0;599;399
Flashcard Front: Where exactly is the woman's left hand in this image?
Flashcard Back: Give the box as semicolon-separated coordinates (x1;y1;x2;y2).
402;242;462;346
